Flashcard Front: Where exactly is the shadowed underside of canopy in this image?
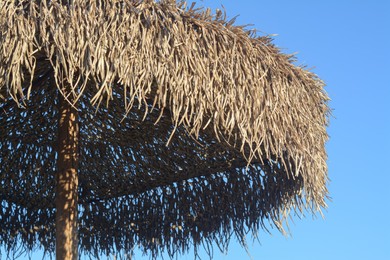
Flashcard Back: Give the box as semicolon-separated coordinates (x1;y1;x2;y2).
0;0;330;258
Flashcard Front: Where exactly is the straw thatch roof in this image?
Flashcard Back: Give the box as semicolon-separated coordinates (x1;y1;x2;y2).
0;0;330;258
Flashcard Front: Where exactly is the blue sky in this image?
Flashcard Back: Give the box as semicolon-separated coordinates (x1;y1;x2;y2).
193;1;390;259
10;0;390;259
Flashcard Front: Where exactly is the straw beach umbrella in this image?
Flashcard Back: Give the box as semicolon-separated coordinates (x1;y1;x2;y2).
0;0;330;259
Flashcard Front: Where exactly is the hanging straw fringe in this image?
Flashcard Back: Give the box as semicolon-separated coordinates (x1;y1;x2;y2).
0;0;330;258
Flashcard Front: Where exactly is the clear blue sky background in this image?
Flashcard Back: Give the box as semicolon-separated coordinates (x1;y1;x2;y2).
192;1;390;260
11;0;390;259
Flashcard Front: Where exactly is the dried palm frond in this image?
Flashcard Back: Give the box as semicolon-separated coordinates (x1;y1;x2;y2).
0;0;330;258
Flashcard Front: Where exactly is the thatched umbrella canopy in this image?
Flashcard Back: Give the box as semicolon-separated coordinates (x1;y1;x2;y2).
0;0;330;259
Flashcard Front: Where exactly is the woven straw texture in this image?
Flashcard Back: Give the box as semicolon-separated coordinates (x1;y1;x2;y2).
0;0;330;258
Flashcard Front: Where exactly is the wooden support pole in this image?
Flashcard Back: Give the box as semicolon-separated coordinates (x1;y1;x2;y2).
56;93;79;260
